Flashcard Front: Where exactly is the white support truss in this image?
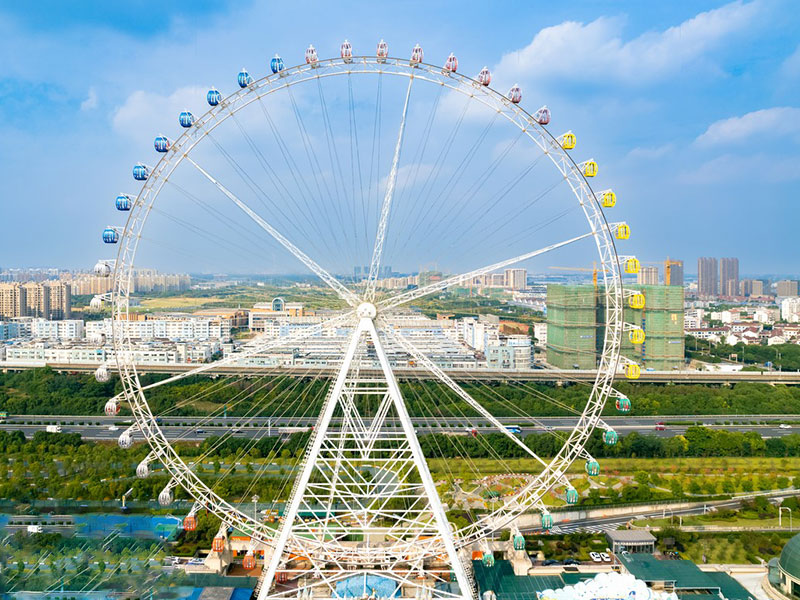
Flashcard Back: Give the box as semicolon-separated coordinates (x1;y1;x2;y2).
378;232;594;312
257;303;474;600
380;322;548;469
184;155;360;308
365;76;414;302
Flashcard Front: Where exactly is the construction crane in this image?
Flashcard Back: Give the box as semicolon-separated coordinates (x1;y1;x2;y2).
548;263;605;289
664;257;682;286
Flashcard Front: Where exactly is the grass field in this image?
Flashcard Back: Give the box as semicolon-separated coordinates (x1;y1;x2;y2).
428;456;797;477
633;515;786;529
138;296;228;310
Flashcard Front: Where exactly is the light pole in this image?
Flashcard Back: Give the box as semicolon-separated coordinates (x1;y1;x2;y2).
780;506;792;531
252;494;259;521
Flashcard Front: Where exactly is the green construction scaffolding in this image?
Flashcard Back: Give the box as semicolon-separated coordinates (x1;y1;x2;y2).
545;285;598;369
546;284;684;371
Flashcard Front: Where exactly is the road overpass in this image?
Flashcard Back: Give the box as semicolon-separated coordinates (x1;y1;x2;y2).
3;361;799;384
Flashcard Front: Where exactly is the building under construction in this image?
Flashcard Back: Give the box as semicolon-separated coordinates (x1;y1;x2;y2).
545;285;598;370
546;284;684;370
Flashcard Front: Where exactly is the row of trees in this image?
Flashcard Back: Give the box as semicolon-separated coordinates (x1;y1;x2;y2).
686;336;800;371
421;427;800;459
5;368;800;417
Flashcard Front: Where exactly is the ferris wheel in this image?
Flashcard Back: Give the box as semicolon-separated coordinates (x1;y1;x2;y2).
96;39;644;600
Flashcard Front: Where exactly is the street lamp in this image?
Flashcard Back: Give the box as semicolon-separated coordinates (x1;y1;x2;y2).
252;495;260;521
780;506;792;531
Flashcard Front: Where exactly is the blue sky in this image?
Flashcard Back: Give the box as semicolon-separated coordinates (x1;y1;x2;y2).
1;0;799;276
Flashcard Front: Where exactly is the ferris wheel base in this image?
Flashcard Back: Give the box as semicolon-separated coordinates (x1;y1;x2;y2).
255;566;473;600
254;316;476;600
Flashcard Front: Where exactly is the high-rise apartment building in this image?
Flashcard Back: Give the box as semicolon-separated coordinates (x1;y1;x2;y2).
740;279;765;297
46;281;71;320
23;282;49;318
697;257;718;297
504;268;527;290
719;258;739;297
0;282;70;320
664;259;683;287
0;283;26;319
776;280;800;297
637;267;659;285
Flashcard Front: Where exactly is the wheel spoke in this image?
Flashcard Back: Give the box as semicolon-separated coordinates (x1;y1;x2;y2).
379;322;548;468
378;231;595;311
184;155;360;307
365;77;414;302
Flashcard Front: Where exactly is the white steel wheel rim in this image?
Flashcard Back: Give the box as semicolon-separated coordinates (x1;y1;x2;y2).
110;55;624;551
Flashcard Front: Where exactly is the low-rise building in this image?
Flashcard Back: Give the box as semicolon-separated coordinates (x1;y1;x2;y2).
86;315;231;342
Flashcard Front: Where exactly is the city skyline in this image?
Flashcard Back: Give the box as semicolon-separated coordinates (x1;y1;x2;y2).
1;1;799;273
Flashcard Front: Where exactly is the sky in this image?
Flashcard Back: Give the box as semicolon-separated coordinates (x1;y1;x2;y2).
1;0;799;276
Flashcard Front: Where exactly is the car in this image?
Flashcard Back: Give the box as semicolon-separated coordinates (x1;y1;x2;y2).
702;423;713;427
108;425;118;432
655;422;666;431
563;558;580;565
780;424;792;429
544;426;555;432
600;552;611;562
589;552;602;563
196;429;206;434
542;559;561;566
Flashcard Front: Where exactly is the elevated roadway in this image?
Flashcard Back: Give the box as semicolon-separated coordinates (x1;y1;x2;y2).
2;361;799;384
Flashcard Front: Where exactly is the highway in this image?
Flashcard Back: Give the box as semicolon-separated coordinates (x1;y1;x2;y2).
546;491;794;535
2;361;800;384
2;414;797;441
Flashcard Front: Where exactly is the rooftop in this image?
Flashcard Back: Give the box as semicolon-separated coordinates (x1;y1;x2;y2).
472;560;568;599
779;533;800;578
619;554;717;590
606;530;657;544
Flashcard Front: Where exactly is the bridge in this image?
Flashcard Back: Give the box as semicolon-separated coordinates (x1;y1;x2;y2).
2;360;799;384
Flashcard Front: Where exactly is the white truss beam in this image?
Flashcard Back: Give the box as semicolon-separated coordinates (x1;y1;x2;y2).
378;231;594;311
257;305;473;600
365;77;414;302
185;155;360;307
380;323;548;468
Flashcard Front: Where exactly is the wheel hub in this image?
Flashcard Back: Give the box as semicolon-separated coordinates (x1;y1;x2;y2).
357;302;377;319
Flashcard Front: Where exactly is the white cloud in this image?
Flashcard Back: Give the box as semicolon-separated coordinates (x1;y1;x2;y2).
80;87;98;111
494;0;761;87
380;163;437;192
680;152;800;184
626;143;674;160
780;44;800;80
112;86;207;145
695;107;800;147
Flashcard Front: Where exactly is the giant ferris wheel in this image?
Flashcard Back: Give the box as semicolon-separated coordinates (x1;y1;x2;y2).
96;40;644;600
